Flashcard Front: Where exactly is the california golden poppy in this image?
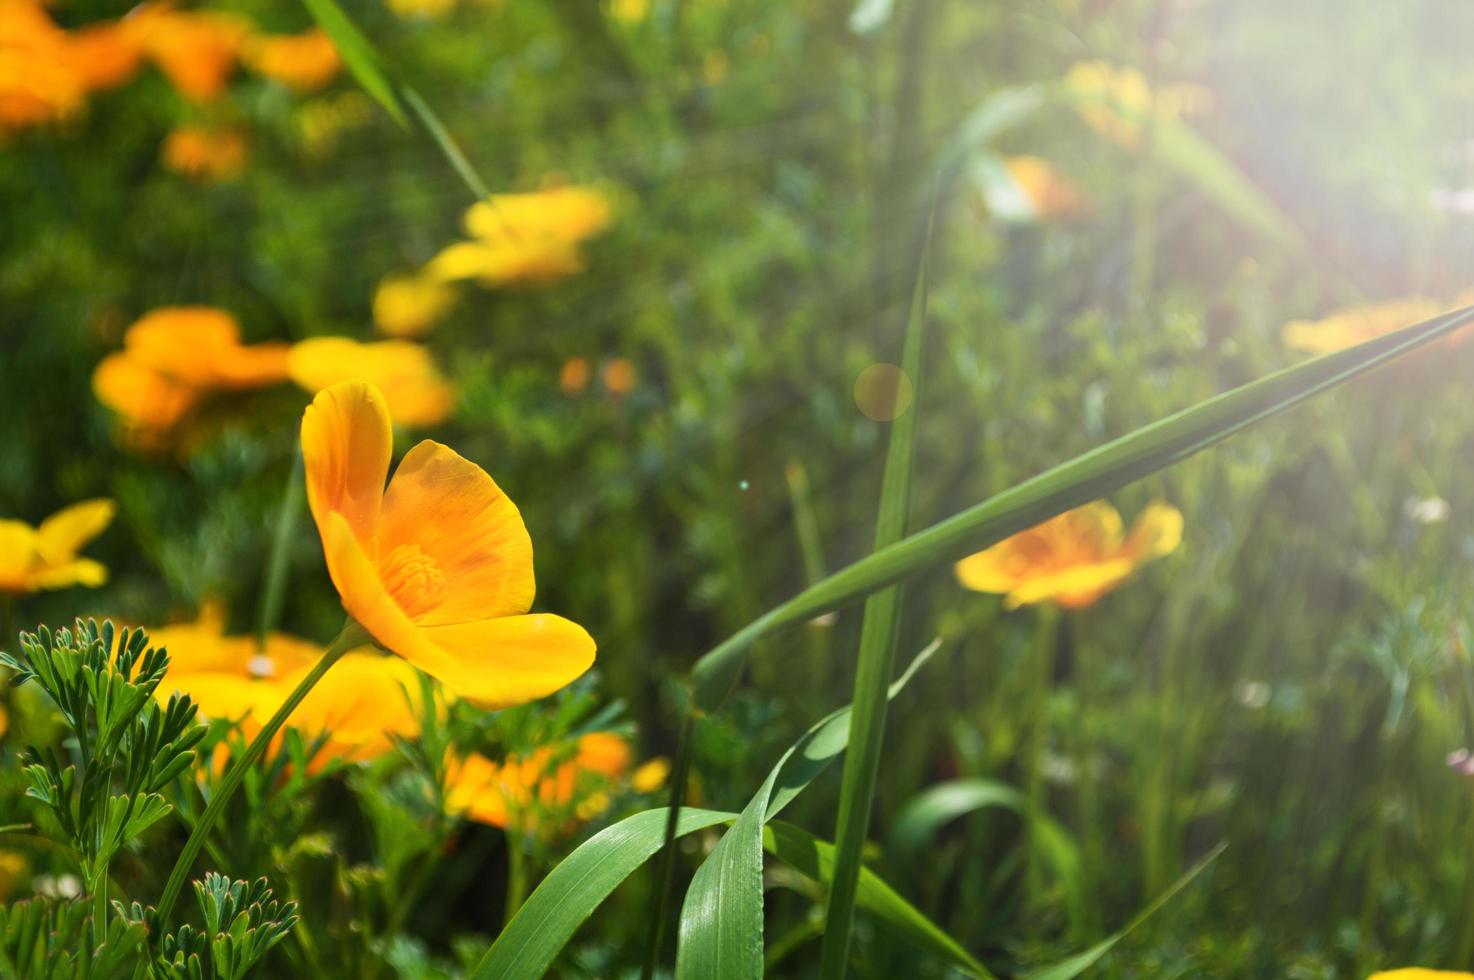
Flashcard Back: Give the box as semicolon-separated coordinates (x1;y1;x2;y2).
126;5;250;104
373;273;458;338
300;380;595;706
1367;972;1474;980
955;500;1182;609
242;28;341;93
1281;297;1453;355
288;337;455;427
1003;155;1089;219
425;185;613;288
446;731;633;831
1065;60;1210;149
0;0;88;134
160;124;247;181
0;500;114;594
92;307;290;445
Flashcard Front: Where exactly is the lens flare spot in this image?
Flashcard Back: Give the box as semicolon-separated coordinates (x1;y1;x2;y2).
853;363;913;421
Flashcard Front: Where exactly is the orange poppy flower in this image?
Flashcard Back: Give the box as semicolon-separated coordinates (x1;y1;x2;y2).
372;273;458;338
151;603;424;765
300;380;595;706
64;21;142;92
126;5;250;104
558;357;591;395
0;0;88;133
601;357;636;397
955;500;1182;609
0;500;114;594
446;731;633;831
160;124;246;181
1002;155;1089;219
92;307;290;445
242;28;341;93
288;337;455;428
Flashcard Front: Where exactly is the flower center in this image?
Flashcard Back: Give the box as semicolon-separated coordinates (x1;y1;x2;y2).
379;544;446;619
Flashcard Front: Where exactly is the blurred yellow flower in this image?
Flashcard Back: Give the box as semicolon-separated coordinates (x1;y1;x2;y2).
160;124;247;181
300;380;595;706
0;851;25;903
92;307;290;445
955;500;1182;609
1065;60;1210;149
288;337;456;427
126;4;250;104
1368;972;1474;979
242;28;341;93
609;0;650;24
559;357;591;395
386;0;457;20
426;185;613;288
1003;155;1089;219
293;90;375;159
446;731;635;831
0;499;114;594
0;0;89;134
0;704;7;739
602;357;636;398
373;273;458;338
151;603;425;766
1281;297;1450;355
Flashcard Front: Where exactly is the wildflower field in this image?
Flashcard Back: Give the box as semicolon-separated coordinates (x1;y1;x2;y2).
3;0;1474;976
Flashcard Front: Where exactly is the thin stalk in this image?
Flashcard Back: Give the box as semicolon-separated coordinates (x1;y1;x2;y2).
1071;613;1102;938
1026;606;1059;913
401;86;491;201
90;869;108;948
504;837;529;928
257;448;304;651
641;707;695;980
819;220;930;978
155;620;368;926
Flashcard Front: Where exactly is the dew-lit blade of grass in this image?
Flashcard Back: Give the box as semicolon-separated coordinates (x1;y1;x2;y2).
766;821;994;978
674;640;944;979
820;219;930;977
690;304;1474;712
299;0;406;126
1022;842;1228;980
888;778;1025;857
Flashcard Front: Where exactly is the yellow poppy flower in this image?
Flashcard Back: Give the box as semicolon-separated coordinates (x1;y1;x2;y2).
1003;155;1089;219
242;28;341;93
160;124;247;181
300;380;595;706
92;307;290;445
150;603;424;765
126;5;250;104
0;499;114;594
955;500;1182;609
373;273;459;338
288;337;456;427
1281;297;1453;355
609;0;650;24
1065;60;1210;149
425;185;613;288
386;0;457;20
559;357;591;395
1368;972;1474;979
446;731;634;831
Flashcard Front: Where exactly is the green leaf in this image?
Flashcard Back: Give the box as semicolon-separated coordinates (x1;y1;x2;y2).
1023;842;1227;980
765;821;993;979
299;0;407;126
690;304;1474;711
889;778;1025;857
470;808;734;980
675;641;942;980
820;216;931;977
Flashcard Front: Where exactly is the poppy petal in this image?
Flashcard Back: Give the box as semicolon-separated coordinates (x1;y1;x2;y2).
35;499;115;565
302;381;392;549
412;614;595;709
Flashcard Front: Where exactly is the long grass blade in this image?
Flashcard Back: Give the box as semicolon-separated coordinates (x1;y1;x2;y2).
299;0;406;126
689;305;1474;712
819;217;931;977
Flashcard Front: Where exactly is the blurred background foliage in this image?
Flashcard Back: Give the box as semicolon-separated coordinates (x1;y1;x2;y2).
4;0;1474;974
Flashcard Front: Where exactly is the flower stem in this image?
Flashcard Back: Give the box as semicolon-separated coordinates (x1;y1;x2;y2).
155;620;368;926
256;448;304;652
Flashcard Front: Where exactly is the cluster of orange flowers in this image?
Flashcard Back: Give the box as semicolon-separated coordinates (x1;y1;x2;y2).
372;185;615;337
91;306;454;449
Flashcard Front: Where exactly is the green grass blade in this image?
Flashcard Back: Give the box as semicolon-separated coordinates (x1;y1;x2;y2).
820;221;931;977
470;807;735;980
1022;841;1227;980
674;640;943;979
690;305;1474;711
299;0;407;127
766;821;994;979
889;778;1025;857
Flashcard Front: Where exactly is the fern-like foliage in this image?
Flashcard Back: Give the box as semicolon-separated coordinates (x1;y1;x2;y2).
0;898;148;979
153;875;299;980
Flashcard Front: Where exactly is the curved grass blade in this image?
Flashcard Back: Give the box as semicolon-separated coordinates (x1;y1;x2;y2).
690;304;1474;711
300;0;406;126
820;216;931;977
674;640;943;979
1023;842;1227;980
766;821;993;978
470;807;734;980
889;778;1025;857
